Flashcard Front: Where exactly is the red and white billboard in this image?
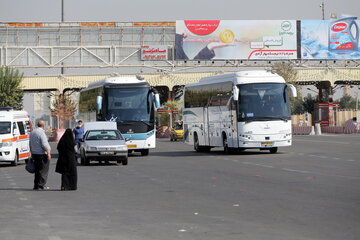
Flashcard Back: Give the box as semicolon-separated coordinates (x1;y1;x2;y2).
141;45;168;61
176;20;297;60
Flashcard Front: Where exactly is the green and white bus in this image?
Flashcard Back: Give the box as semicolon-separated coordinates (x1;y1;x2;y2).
79;76;160;156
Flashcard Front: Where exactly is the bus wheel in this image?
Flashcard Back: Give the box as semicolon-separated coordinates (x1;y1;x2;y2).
194;134;201;152
223;137;229;154
11;152;18;166
270;147;278;154
141;149;149;156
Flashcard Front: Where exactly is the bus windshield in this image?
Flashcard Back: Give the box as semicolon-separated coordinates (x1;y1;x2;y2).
104;87;152;122
237;83;291;122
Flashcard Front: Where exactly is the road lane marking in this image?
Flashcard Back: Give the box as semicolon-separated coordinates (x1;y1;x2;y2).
294;139;353;145
19;197;28;201
282;168;311;174
39;223;50;228
48;236;62;240
241;161;360;180
242;162;274;168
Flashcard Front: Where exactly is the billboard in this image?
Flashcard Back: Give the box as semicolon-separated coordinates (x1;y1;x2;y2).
175;20;297;60
301;17;360;59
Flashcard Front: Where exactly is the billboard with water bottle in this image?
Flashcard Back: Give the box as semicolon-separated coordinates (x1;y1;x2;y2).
301;17;359;59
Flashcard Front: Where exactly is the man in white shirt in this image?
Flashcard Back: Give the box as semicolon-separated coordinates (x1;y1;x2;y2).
29;120;51;190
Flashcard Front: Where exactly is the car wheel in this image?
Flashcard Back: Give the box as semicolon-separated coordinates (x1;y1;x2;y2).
84;157;90;166
141;149;149;156
80;151;85;165
11;152;18;166
122;156;128;165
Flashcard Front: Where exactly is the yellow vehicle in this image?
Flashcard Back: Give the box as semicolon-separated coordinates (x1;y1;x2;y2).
170;123;183;141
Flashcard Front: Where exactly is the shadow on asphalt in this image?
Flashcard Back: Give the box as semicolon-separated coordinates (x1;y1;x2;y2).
0;188;63;192
150;150;286;157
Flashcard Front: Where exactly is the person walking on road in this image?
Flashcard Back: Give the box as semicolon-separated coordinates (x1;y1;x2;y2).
73;120;84;160
73;120;84;147
55;128;78;191
29;120;51;190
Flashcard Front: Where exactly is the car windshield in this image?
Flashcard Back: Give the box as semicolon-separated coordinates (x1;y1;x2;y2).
0;122;11;134
86;130;123;141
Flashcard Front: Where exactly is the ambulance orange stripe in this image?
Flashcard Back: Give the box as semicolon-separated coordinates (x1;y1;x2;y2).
2;137;17;143
1;135;29;142
19;135;29;140
19;152;30;158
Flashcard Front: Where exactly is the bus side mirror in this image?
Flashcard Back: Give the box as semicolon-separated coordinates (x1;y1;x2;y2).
232;86;239;101
96;96;103;111
154;93;160;109
287;84;297;98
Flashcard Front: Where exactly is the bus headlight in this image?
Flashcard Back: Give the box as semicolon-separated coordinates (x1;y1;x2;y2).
240;134;251;140
283;133;292;138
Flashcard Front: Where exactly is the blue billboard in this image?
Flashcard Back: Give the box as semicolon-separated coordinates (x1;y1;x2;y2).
301;18;360;59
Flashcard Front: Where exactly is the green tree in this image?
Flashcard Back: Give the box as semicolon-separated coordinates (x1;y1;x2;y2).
336;94;357;109
0;66;24;110
271;62;300;114
302;94;317;113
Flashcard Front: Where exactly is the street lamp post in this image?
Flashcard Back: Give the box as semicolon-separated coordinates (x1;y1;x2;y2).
320;2;325;20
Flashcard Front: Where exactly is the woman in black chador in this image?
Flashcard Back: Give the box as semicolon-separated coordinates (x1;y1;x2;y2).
56;128;78;190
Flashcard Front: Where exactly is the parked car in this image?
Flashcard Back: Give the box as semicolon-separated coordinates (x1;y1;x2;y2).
79;122;128;165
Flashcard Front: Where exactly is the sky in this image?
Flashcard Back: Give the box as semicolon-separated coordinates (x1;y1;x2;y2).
0;0;359;22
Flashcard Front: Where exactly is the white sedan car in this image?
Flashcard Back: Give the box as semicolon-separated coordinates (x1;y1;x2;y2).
79;129;128;165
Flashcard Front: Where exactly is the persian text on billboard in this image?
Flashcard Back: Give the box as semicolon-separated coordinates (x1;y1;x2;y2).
175;20;297;60
141;45;168;61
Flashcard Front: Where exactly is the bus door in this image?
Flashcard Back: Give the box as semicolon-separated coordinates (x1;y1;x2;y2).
229;98;238;148
203;107;210;146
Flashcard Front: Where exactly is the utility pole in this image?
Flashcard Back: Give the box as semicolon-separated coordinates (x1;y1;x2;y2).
320;2;325;20
61;0;64;22
61;0;64;74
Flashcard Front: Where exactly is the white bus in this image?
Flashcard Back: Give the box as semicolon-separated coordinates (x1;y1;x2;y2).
79;76;160;156
183;70;297;153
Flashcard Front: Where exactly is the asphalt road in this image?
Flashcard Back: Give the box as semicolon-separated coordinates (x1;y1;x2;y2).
1;134;360;240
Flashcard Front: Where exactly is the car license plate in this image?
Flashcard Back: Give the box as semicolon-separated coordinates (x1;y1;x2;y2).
100;152;114;155
261;142;273;147
127;144;137;148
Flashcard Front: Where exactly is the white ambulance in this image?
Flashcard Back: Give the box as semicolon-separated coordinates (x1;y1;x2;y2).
0;107;32;166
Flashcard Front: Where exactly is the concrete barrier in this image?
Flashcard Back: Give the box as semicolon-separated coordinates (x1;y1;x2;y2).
292;126;312;135
314;123;321;135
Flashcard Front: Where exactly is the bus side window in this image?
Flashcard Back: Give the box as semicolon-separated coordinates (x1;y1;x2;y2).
17;121;26;135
